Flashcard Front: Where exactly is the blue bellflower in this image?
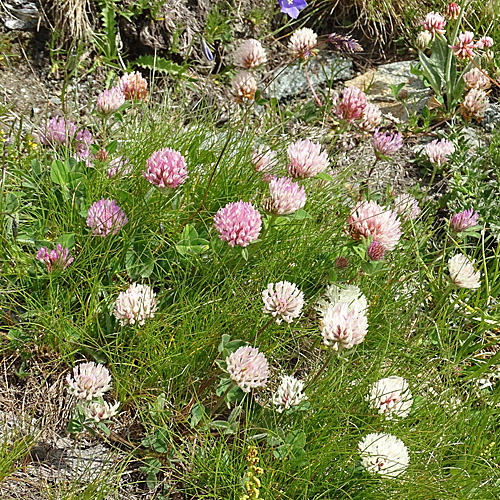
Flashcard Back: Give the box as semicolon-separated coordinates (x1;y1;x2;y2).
279;0;307;19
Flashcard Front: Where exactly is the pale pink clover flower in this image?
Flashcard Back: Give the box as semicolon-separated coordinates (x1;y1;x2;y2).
86;198;128;237
262;281;304;324
425;138;455;167
287;139;329;178
67;362;112;401
263;176;306;215
234;39;267;69
422;12;446;38
348;200;402;251
333;86;368;123
226;345;270;392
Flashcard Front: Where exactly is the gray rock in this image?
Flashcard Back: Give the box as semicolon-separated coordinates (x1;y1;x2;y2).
268;55;353;101
2;0;39;30
481;102;500;133
345;60;430;122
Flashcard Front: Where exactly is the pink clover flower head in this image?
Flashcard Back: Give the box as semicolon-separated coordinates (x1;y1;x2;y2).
36;244;74;272
214;201;262;247
367;376;413;420
448;254;481;289
97;87;125;114
67;362;112;401
367;241;386;261
372;128;403;157
107;156;132;178
279;0;307;19
263;176;306;215
446;2;460;20
75;128;93;155
113;283;158;327
328;33;363;53
262;281;304;324
287;139;329;178
272;375;307;412
40;116;76;147
461;88;489;122
393;194;421;220
476;36;494;49
450;208;479;232
320;302;368;351
234;39;267;69
348;200;402;251
450;31;476;59
232;71;258;103
358;433;410;478
333;86;367;123
359;102;382;132
226;345;270;392
118;71;148;101
463;68;490;90
422;12;446;38
86;198;128;237
252;145;277;175
425;138;455;167
289;27;318;59
143;148;188;189
83;400;120;422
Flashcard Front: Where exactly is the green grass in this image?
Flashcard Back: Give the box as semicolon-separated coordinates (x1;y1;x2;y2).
1;3;500;495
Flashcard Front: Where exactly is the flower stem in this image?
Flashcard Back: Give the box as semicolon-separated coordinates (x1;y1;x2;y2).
304;63;322;107
210;382;235;417
254;317;275;343
307;350;335;389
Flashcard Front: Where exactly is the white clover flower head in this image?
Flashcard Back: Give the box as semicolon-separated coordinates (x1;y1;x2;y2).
448;254;481;289
425;138;455;167
232;71;258;103
67;362;112;401
358;433;410;478
359;103;382;132
262;281;304;324
463;68;490;90
416;31;433;50
113;283;158;326
462;88;489;122
82;400;120;422
317;284;368;318
320;302;368;351
393;194;421;220
272;375;307;412
287;139;329;179
262;176;307;215
234;39;267;69
226;345;270;392
289;27;318;59
367;376;413;419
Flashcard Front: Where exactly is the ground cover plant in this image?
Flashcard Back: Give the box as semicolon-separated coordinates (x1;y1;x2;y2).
1;0;500;499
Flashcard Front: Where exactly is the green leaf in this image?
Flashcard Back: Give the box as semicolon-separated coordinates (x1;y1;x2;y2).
126;240;154;279
68;419;84;433
57;233;75;248
316;172;334;182
241;247;249;261
190;403;206;428
289;209;312;221
50;160;70;186
417;52;443;95
106;139;118;154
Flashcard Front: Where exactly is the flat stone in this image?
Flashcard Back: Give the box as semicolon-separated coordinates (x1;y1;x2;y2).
345;61;430;121
268;55;353;101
